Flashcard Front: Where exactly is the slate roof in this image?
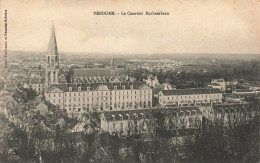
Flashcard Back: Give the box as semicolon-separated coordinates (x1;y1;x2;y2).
161;88;222;95
103;107;201;121
213;103;256;113
157;106;202;116
47;81;149;92
234;89;254;92
103;109;154;121
72;67;126;77
158;128;199;137
73;75;134;84
152;84;164;94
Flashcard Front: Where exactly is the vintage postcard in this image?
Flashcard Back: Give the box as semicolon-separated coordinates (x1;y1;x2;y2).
0;0;259;162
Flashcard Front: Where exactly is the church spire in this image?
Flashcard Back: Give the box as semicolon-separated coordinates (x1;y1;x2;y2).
47;23;59;56
45;24;60;89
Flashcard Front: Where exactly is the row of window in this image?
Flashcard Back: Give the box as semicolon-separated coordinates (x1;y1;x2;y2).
51;95;151;103
162;94;221;100
109;121;146;134
63;101;151;108
48;90;152;98
70;85;137;92
62;101;151;112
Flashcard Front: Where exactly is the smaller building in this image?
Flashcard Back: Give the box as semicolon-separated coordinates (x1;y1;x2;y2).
158;88;222;107
208;83;222;90
101;109;155;137
211;79;226;91
211;104;258;126
29;78;44;94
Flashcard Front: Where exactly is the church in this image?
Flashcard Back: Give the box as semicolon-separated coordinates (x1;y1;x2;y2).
45;25;135;87
44;25;153;114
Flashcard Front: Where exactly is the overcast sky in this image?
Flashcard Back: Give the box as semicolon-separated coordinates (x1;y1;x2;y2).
0;0;260;55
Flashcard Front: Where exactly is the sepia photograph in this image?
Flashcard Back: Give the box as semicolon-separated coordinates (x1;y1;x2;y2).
0;0;259;162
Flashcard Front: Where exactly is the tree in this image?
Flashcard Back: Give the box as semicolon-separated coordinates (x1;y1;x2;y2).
184;115;259;163
26;88;37;100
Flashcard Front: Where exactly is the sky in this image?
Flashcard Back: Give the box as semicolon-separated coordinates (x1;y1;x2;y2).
0;0;260;55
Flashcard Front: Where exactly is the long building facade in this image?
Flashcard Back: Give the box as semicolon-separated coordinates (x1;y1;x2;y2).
45;82;153;114
100;106;202;137
100;109;154;136
158;88;223;107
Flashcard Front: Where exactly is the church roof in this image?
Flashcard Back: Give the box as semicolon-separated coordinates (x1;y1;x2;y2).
47;24;59;56
72;67;126;77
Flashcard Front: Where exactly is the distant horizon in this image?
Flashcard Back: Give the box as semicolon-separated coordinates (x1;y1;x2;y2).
1;0;260;54
3;50;260;56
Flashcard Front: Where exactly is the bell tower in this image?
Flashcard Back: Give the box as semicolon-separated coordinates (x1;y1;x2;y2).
45;24;59;89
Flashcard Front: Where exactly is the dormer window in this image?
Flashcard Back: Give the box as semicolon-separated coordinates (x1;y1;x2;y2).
119;114;123;120
69;87;72;91
114;86;117;90
111;114;115;120
78;87;81;91
134;113;138;119
87;87;90;91
192;110;197;115
130;85;133;89
140;113;145;118
126;113;130;119
122;85;125;89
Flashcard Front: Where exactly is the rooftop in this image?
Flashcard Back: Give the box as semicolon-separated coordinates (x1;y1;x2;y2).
103;106;202;121
103;109;154;121
234;89;254;92
213;103;257;113
47;81;149;92
161;88;222;95
72;67;126;77
157;106;202;116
